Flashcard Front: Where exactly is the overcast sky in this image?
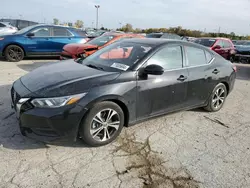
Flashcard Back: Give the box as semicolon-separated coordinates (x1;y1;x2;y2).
1;0;250;35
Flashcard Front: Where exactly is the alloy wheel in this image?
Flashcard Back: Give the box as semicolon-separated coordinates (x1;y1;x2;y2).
90;108;120;142
8;47;23;61
212;87;225;109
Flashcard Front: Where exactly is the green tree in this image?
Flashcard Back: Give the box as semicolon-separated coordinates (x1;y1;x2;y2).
122;23;133;32
75;20;84;28
53;18;59;25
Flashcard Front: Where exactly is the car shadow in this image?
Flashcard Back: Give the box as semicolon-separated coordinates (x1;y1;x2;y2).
0;84;90;150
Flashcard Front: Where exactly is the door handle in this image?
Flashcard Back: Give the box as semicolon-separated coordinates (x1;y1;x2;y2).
212;69;220;74
177;75;187;81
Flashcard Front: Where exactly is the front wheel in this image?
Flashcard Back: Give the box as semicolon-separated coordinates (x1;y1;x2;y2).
79;101;124;147
4;45;24;62
204;83;228;112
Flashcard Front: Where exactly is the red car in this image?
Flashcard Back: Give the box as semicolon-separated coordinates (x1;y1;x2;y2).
194;38;236;61
60;32;144;60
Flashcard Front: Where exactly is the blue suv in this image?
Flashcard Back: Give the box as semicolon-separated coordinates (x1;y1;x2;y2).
0;24;88;62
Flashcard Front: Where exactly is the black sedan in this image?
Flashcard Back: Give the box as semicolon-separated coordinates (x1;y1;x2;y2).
11;39;236;146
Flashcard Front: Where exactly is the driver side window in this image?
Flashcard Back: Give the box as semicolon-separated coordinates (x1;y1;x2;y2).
31;27;50;37
146;46;183;70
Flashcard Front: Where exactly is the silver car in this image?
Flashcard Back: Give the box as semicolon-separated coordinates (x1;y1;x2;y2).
0;22;18;35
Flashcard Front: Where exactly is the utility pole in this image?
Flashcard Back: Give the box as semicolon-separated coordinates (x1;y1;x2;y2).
95;5;100;30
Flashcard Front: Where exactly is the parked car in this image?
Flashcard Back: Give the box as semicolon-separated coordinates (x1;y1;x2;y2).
60;32;144;60
0;22;18;35
234;41;250;63
0;24;89;62
194;38;236;61
11;38;236;146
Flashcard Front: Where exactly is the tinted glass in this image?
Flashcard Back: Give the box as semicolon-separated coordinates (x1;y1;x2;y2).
205;51;213;63
53;27;72;36
0;23;5;27
88;35;115;46
31;27;50;36
160;33;182;40
82;41;153;72
147;46;183;70
186;46;206;66
194;39;216;47
146;33;163;38
72;29;87;37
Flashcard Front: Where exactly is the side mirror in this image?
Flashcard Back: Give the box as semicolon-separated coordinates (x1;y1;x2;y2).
27;33;35;37
213;45;221;49
144;64;164;75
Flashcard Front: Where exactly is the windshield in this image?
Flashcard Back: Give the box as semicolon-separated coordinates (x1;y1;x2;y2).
194;38;216;47
15;25;38;34
88;35;116;47
146;33;162;38
160;33;181;40
82;41;153;72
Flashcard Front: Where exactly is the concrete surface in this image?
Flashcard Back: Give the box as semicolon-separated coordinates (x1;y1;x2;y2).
0;59;250;188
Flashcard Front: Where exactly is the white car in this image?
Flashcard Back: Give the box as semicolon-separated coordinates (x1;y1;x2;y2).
0;22;18;35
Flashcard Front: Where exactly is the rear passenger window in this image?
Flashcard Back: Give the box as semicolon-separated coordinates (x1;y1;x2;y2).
53;27;72;37
186;46;206;66
216;40;224;48
205;51;213;63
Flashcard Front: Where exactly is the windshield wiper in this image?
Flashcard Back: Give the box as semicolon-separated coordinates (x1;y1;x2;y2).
86;64;104;71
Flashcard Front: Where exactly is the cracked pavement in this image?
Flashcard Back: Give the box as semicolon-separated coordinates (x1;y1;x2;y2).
0;59;250;188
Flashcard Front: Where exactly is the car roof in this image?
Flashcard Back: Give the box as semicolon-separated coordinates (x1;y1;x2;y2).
198;37;231;41
122;38;215;51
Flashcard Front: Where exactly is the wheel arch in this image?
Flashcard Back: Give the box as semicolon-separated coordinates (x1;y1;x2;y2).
221;81;230;95
3;43;26;56
84;95;130;127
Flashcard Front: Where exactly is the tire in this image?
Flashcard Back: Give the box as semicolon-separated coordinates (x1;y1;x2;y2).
204;83;228;112
79;101;124;147
4;45;24;62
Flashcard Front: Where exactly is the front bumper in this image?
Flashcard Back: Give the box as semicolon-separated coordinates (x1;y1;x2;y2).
60;51;75;60
11;83;88;143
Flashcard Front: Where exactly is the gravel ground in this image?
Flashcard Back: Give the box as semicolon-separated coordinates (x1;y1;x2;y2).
0;59;250;188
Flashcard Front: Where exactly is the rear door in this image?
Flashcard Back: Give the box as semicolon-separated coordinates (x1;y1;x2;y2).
184;45;217;106
50;27;76;55
223;40;233;60
214;39;227;58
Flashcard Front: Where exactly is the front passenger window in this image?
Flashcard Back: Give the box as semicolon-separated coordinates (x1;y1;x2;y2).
147;46;183;70
31;27;50;37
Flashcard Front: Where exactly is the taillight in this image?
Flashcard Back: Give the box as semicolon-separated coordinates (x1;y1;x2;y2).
232;65;237;72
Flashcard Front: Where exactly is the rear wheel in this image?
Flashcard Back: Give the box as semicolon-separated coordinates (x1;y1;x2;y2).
79;101;124;147
4;45;24;62
204;83;227;112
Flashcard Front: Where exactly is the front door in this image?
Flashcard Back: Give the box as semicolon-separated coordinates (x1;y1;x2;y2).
26;26;52;55
136;45;189;119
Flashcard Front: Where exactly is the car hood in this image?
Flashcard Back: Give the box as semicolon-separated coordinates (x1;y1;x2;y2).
0;33;21;38
63;43;98;55
20;60;120;97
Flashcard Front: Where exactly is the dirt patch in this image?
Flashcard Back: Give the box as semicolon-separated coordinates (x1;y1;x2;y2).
113;131;200;188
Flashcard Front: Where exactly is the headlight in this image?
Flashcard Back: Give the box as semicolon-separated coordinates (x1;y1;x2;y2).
31;93;87;108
